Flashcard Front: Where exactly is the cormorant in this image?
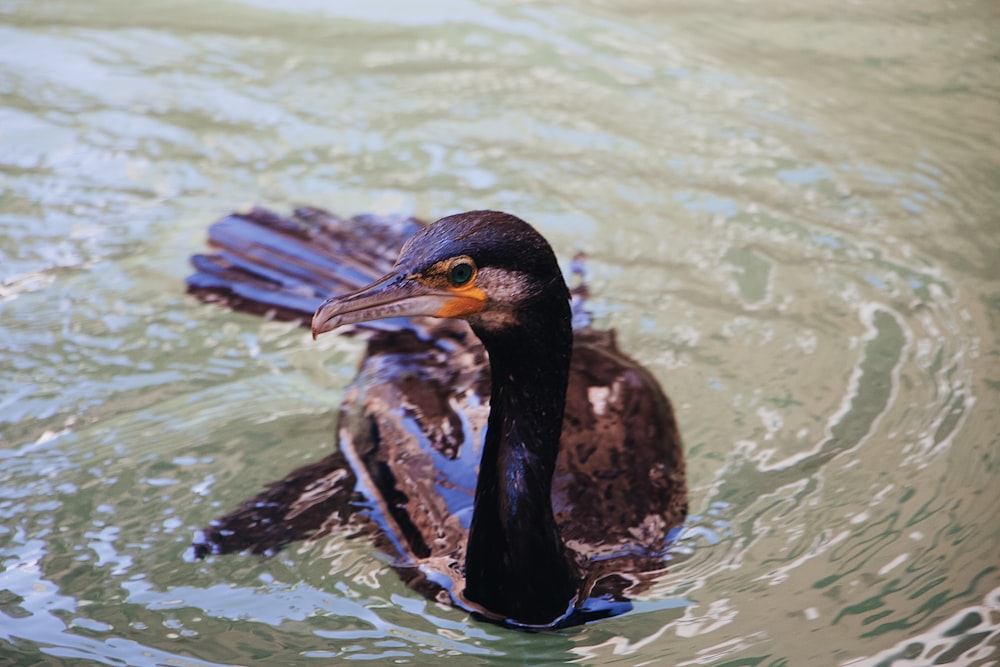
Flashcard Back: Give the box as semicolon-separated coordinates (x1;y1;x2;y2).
187;207;686;628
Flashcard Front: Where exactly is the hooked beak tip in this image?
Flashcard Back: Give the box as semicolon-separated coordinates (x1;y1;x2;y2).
310;298;338;340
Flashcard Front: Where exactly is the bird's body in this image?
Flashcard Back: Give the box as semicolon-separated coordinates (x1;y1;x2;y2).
188;207;686;627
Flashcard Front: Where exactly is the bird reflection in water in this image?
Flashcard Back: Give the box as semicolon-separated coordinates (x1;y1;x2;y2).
186;207;686;628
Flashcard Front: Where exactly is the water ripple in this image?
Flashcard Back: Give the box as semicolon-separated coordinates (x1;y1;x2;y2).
2;0;998;664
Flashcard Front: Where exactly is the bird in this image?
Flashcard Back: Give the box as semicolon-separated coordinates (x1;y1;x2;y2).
187;206;686;628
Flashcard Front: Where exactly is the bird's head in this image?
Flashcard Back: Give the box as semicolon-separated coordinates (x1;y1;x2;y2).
312;210;569;338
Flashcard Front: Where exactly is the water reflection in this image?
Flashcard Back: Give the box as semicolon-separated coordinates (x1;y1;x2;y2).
848;585;1000;667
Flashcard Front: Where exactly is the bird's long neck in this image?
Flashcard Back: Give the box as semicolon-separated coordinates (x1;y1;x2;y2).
463;289;578;626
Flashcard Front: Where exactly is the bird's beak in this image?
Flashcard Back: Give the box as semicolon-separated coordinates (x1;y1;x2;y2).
311;271;485;339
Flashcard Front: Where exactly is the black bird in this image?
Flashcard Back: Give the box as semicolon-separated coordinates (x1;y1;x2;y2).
187;207;686;628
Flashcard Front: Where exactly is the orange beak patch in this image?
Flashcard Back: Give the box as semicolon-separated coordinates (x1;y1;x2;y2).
435;286;487;318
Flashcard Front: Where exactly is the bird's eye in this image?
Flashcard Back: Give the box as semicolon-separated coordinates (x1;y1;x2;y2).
449;261;475;286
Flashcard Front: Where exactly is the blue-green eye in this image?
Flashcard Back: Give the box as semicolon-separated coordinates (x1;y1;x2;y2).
450;262;474;286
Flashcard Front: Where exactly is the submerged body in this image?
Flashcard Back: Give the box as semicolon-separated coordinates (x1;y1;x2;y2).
188;207;686;627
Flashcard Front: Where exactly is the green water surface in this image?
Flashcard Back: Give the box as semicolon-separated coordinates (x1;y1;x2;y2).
1;0;999;664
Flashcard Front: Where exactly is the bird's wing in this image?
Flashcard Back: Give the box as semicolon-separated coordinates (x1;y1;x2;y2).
555;329;687;561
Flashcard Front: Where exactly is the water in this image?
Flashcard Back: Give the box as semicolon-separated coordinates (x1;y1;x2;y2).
2;0;998;664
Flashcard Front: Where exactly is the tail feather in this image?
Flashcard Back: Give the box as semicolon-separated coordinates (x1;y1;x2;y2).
187;207;426;327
